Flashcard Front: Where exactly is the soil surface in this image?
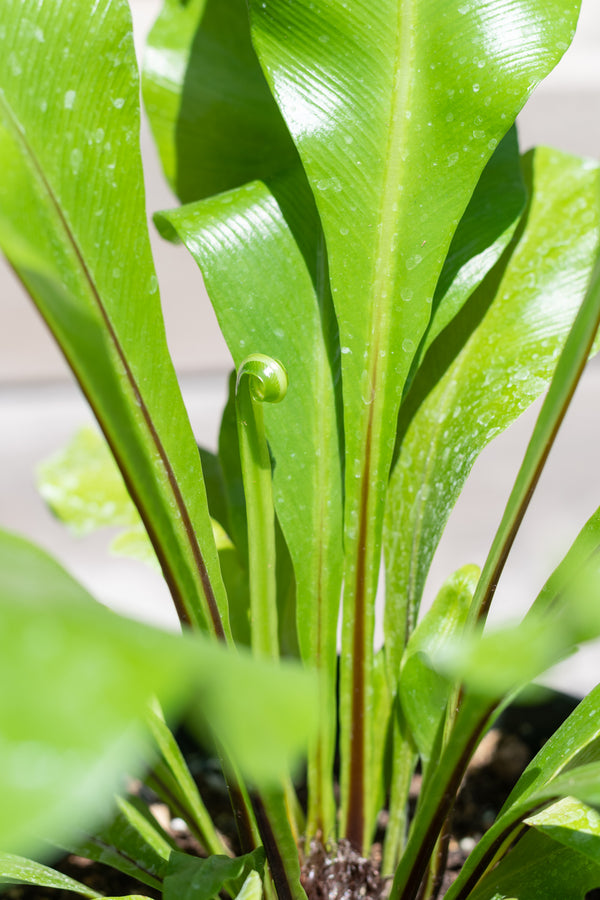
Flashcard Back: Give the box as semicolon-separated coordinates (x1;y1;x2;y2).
4;692;599;900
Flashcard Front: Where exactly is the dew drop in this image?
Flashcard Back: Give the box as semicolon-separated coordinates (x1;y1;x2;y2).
70;147;82;174
402;338;415;353
112;97;125;109
64;89;76;109
406;254;423;271
360;369;374;405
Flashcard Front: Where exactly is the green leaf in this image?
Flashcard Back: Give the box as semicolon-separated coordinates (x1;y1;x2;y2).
236;870;263;900
59;795;174;891
199;446;231;540
436;528;600;698
527;504;600;623
235;354;288;661
248;0;580;455
163;849;265;900
0;528;191;856
0;853;101;898
143;0;298;203
444;686;600;900
389;691;498;900
146;704;228;856
38;425;254;641
37;427;249;589
468;171;600;628
0;529;317;856
156;168;343;838
435;617;572;699
465;827;600;900
0;0;228;635
527;797;600;868
399;565;479;765
385;148;600;672
501;687;600;816
217;373;250;565
38;426;139;536
248;0;581;847
411;125;526;377
38;425;160;572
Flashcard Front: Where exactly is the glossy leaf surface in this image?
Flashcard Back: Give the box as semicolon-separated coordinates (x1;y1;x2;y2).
398;565;479;765
385;148;600;670
143;0;298;202
411;125;525;375
466;827;600;900
0;853;101;898
527;797;600;868
0;529;316;855
444;685;600;900
468;183;600;627
248;0;581;846
0;0;227;634
248;0;581;451
501;686;600;815
157;169;343;837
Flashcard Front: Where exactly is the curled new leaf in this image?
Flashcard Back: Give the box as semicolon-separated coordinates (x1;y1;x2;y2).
236;354;288;405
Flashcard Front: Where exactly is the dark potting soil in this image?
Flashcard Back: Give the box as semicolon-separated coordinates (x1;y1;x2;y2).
5;691;599;900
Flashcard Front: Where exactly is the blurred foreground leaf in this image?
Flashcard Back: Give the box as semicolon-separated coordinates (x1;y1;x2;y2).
0;529;316;856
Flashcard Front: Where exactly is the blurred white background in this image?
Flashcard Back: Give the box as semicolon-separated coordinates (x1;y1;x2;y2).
0;0;599;691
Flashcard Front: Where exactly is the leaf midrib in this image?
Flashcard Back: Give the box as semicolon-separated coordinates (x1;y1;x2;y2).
367;0;417;379
0;89;223;636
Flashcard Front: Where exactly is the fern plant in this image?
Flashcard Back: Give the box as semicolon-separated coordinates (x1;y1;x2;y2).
1;1;600;899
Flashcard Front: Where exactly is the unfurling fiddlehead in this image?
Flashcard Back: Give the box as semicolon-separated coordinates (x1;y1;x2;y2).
235;354;288;660
236;354;288;406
